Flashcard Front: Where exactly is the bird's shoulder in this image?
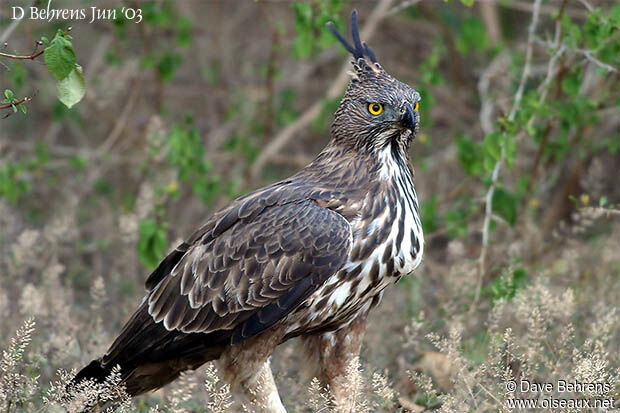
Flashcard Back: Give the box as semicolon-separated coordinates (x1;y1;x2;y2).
140;171;370;339
144;152;380;292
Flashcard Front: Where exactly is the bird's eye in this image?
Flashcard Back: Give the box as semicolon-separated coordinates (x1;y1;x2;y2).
413;101;419;113
368;103;383;116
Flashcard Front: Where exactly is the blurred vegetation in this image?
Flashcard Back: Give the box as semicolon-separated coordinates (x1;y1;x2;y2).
1;0;619;411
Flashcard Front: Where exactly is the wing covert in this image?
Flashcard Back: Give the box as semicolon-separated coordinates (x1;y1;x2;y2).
146;199;352;344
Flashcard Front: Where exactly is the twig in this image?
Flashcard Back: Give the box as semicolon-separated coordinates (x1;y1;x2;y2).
388;0;421;15
0;91;37;118
478;53;510;135
0;95;31;111
523;121;553;200
581;207;620;218
0;48;44;61
95;78;142;156
0;0;37;45
249;0;396;181
575;0;594;12
578;49;617;73
520;43;569;200
480;1;502;47
74;78;142;200
418;3;464;87
472;0;572;312
498;0;588;19
533;45;565;118
471;0;543;312
0;19;22;45
534;38;617;73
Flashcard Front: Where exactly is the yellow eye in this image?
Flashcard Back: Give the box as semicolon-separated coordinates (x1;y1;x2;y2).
413;101;419;113
368;103;383;116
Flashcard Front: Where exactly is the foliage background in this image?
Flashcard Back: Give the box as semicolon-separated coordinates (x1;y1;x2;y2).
1;0;619;411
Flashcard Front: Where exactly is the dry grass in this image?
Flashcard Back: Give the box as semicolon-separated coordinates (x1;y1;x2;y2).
4;209;617;411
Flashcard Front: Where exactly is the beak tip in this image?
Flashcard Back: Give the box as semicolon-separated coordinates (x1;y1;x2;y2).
400;104;416;131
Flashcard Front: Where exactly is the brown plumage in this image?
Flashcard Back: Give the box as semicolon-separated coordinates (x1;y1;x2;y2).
74;10;424;411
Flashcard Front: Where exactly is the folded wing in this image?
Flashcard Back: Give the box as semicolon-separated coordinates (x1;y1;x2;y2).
102;194;352;370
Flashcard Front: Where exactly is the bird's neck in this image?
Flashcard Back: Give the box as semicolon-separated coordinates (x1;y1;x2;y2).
302;137;414;189
374;136;414;183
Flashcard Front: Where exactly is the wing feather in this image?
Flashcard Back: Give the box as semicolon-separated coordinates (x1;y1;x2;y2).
101;184;352;373
146;199;352;341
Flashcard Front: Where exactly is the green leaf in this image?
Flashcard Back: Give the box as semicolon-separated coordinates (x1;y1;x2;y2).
445;200;475;238
421;195;440;233
0;163;30;204
293;31;313;58
4;89;14;100
175;16;193;48
487;266;527;304
484;131;503;161
157;52;182;82
291;1;344;57
483;153;497;173
141;53;156;69
56;65;85;108
292;2;314;57
492;188;518;226
610;4;620;26
460;0;475;6
293;2;313;28
44;30;77;80
504;134;516;169
561;66;582;98
7;62;26;90
137;219;167;269
456;16;488;54
457;135;484;176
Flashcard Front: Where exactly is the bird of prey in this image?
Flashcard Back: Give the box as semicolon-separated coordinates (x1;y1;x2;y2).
75;10;423;412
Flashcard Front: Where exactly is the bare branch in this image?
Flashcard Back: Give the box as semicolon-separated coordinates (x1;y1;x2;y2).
0;46;44;61
0;1;37;44
388;0;422;16
480;1;502;47
0;19;22;45
95;78;142;156
535;38;617;73
498;0;588;19
578;49;617;73
576;0;594;13
472;0;544;311
478;53;510;135
581;207;620;218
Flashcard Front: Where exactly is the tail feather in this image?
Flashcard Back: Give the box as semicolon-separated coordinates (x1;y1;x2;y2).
73;358;109;385
74;348;224;397
73;302;231;397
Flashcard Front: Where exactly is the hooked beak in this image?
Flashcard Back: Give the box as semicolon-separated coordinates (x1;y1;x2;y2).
399;104;416;132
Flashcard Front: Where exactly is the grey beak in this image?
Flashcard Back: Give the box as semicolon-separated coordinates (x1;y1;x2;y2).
400;104;416;131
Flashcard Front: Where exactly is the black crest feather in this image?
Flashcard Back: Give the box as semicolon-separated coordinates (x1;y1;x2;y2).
327;10;378;63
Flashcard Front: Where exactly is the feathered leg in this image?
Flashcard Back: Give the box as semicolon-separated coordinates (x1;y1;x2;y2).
301;313;368;410
216;327;286;413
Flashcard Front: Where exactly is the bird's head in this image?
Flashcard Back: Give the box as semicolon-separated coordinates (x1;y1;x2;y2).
328;10;421;155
